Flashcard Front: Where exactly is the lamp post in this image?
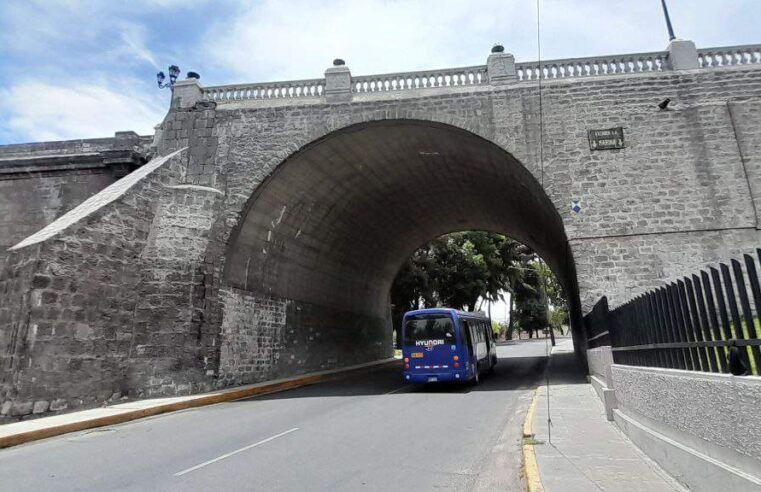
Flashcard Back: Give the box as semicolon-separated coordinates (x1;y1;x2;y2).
660;0;676;41
156;65;181;89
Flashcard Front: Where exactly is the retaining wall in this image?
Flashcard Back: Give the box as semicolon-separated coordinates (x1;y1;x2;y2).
611;364;761;492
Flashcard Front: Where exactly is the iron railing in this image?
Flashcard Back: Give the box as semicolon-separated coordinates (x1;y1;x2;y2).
585;250;761;376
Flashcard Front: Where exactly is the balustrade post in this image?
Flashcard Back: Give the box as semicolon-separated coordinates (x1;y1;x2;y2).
487;45;516;85
171;78;203;109
667;39;699;70
324;59;352;103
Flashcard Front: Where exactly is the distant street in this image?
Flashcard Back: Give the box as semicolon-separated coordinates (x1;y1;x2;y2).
1;339;552;491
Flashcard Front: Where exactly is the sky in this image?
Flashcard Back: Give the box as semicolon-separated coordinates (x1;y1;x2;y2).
1;0;759;144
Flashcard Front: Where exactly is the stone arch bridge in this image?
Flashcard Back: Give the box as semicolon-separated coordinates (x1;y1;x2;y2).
2;40;761;419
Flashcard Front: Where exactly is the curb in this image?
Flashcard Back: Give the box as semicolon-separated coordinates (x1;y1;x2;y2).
0;358;398;449
522;386;545;492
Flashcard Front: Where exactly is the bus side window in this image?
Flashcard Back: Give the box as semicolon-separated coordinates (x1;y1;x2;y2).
460;318;473;349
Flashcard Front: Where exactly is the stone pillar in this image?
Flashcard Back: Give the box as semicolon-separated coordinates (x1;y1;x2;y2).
171;78;203;109
325;59;352;103
113;131;140;150
487;45;516;85
667;39;699;70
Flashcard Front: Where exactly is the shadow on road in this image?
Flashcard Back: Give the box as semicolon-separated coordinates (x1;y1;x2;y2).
240;354;556;403
545;352;588;384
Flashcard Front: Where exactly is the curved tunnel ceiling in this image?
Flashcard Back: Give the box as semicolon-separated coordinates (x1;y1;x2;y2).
225;120;575;318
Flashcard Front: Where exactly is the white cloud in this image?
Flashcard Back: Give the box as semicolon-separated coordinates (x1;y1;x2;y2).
203;0;761;84
205;0;517;81
0;80;166;142
114;22;160;69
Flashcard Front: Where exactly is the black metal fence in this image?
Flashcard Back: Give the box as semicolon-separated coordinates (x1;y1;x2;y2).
585;250;761;376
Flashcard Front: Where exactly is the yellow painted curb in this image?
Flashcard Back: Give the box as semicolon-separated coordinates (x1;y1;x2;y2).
0;359;398;449
522;387;545;492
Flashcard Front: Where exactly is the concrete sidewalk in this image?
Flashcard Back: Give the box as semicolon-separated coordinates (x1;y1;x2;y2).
531;339;685;492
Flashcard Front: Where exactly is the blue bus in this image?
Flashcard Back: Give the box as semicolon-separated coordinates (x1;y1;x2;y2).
401;308;497;384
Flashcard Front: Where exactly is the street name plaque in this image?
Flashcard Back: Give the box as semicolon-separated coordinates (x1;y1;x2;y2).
588;127;625;150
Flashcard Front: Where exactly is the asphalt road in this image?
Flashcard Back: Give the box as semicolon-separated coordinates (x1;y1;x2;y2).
1;339;551;491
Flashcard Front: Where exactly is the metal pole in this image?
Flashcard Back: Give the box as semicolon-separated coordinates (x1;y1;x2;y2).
661;0;676;41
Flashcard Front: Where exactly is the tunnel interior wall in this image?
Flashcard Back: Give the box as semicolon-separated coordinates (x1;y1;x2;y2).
218;288;390;387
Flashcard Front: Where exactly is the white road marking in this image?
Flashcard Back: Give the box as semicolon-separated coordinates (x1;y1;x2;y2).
174;428;299;477
384;386;409;395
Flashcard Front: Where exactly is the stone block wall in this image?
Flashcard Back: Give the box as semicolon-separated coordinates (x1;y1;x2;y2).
218;288;286;386
217;287;391;387
0;133;153;260
0;173;114;255
0;149;211;422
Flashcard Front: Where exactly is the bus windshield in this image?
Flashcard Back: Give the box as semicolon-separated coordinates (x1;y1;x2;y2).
403;314;456;347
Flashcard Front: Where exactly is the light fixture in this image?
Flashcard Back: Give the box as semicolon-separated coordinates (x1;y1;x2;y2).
156;65;182;89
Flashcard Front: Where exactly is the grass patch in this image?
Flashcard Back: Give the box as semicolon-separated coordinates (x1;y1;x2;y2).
707;318;760;375
522;437;545;446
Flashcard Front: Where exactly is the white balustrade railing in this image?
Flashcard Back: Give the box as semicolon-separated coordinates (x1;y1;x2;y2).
200;45;761;104
203;78;325;102
698;44;761;68
516;51;667;81
352;65;488;93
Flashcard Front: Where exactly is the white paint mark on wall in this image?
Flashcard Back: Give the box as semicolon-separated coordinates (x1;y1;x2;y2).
28;324;38;349
165;184;224;195
244;256;251;290
270;205;287;228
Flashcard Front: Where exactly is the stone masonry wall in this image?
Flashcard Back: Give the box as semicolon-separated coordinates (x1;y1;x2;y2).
0;133;154;261
217;288;391;387
728;97;761;229
183;65;761;390
205;67;761;314
218;288;286;386
0;173;114;256
0;150;212;421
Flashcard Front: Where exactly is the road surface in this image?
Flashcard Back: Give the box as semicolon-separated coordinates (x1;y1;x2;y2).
1;339;552;491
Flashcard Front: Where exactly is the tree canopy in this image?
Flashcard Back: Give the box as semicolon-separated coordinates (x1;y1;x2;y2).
390;231;568;339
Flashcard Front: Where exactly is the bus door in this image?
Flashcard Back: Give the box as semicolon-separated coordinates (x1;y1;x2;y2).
472;321;489;362
467;320;487;362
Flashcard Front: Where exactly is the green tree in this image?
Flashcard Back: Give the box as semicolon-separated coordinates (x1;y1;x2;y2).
535;261;569;336
390;231;561;343
512;262;549;339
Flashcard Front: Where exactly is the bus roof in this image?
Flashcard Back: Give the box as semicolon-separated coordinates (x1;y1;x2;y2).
403;308;490;320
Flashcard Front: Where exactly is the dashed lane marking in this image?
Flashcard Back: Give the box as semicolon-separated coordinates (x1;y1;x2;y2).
174;428;299;477
384;386;409;395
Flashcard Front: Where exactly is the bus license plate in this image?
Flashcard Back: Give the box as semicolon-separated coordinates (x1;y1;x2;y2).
427;377;438;382
411;352;424;358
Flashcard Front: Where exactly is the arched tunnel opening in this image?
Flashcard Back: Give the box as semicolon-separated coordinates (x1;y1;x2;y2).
221;120;583;381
